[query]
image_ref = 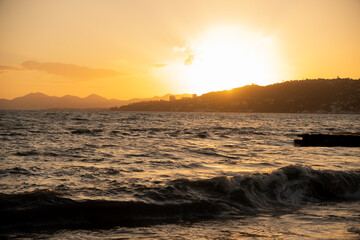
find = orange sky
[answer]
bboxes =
[0,0,359,100]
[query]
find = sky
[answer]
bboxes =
[0,0,360,100]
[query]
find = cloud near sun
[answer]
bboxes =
[184,55,195,66]
[21,61,122,80]
[152,64,167,68]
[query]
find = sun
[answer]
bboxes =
[178,26,282,94]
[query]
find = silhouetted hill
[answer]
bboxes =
[115,79,360,113]
[0,93,192,110]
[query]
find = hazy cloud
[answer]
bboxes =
[152,63,167,68]
[184,55,195,66]
[0,65,21,71]
[21,61,121,80]
[0,65,21,74]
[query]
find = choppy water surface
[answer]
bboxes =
[1,111,359,239]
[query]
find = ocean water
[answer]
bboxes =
[1,111,360,239]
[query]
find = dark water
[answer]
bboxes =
[1,111,359,239]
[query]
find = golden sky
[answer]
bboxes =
[1,0,359,99]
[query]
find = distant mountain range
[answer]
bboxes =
[115,78,360,113]
[2,78,360,112]
[0,93,192,110]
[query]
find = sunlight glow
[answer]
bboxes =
[178,27,281,94]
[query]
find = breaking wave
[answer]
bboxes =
[1,165,359,233]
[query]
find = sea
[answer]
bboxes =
[1,111,360,239]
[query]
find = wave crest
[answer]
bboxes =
[1,165,359,232]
